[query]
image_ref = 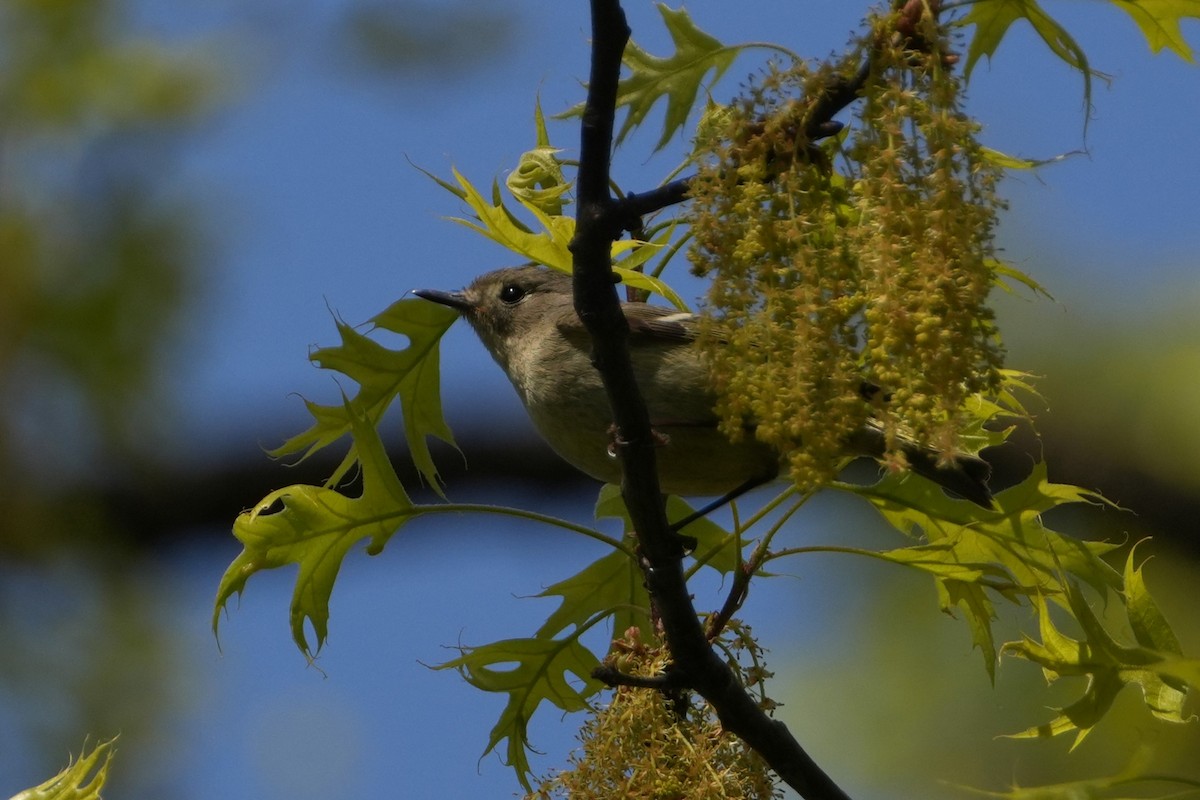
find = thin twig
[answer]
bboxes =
[592,664,685,690]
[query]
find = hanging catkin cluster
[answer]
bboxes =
[528,627,780,800]
[689,12,1004,490]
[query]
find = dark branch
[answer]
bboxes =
[592,664,684,691]
[570,2,853,798]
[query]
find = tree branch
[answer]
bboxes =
[569,2,852,798]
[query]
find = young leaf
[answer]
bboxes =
[558,4,739,151]
[534,546,652,643]
[271,297,459,492]
[371,299,460,491]
[1004,569,1200,746]
[441,169,690,309]
[864,464,1120,592]
[215,399,418,658]
[435,635,603,791]
[1111,0,1200,60]
[952,745,1200,798]
[506,144,571,216]
[961,0,1099,114]
[847,464,1122,679]
[9,738,116,800]
[506,100,572,216]
[614,4,739,150]
[447,166,575,270]
[990,257,1055,299]
[1124,542,1184,656]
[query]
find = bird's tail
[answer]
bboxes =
[848,424,994,509]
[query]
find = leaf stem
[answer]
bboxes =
[418,503,635,556]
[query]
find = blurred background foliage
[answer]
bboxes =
[0,1,1196,798]
[0,0,217,551]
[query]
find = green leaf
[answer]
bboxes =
[535,546,651,643]
[847,464,1122,680]
[506,100,572,216]
[435,635,603,791]
[270,297,458,493]
[1004,568,1200,746]
[961,0,1099,115]
[989,257,1055,299]
[866,464,1119,592]
[559,4,739,151]
[447,165,575,270]
[1125,542,1183,655]
[1111,0,1200,60]
[506,144,571,216]
[10,738,117,800]
[370,299,460,491]
[613,265,688,311]
[981,146,1081,172]
[951,745,1200,798]
[441,168,690,309]
[617,4,738,150]
[215,399,418,657]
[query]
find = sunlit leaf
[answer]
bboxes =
[269,298,458,492]
[435,635,603,791]
[615,4,739,150]
[215,400,417,657]
[505,99,572,216]
[953,745,1200,798]
[447,166,574,269]
[1125,542,1183,656]
[981,146,1080,172]
[990,257,1055,299]
[1111,0,1200,60]
[441,169,689,309]
[370,299,460,491]
[506,145,571,216]
[558,4,739,150]
[9,738,116,800]
[1004,567,1200,746]
[961,0,1100,115]
[847,464,1121,679]
[535,546,651,643]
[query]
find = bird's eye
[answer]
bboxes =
[499,284,526,304]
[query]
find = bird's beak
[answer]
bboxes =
[412,288,472,313]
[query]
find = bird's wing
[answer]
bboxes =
[554,301,701,345]
[624,305,699,344]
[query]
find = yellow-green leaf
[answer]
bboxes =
[271,297,458,493]
[953,745,1200,798]
[435,636,603,791]
[1004,577,1199,745]
[1112,0,1200,60]
[848,464,1121,680]
[535,545,652,642]
[215,400,418,657]
[961,0,1099,114]
[595,483,740,575]
[559,4,739,151]
[9,738,116,800]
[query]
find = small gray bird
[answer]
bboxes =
[414,265,992,507]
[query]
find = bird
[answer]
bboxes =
[414,264,993,508]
